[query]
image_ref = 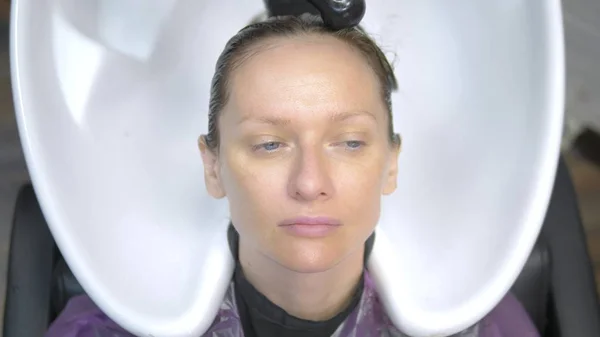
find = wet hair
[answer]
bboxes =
[204,13,400,152]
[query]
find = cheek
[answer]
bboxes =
[331,155,388,224]
[333,150,388,193]
[221,152,285,199]
[219,153,287,232]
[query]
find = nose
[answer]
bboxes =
[287,146,334,202]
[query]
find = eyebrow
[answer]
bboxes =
[330,110,377,122]
[236,110,377,126]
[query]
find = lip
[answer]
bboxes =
[279,216,342,227]
[278,216,342,238]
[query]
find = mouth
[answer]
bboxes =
[278,216,342,227]
[278,216,342,238]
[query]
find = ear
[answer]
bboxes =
[198,136,226,199]
[382,136,401,195]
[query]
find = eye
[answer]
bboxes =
[345,140,364,150]
[253,141,283,153]
[346,140,362,149]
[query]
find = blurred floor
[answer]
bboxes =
[0,6,599,336]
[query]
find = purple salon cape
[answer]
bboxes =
[45,271,539,337]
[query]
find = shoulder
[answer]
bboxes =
[47,286,539,337]
[45,295,135,337]
[364,271,539,337]
[479,293,540,337]
[46,283,242,337]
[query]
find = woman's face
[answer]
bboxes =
[200,35,399,273]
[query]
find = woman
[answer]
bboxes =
[46,14,539,337]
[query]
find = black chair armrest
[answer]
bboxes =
[3,184,56,337]
[542,157,600,337]
[511,236,551,333]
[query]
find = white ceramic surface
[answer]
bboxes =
[10,0,564,336]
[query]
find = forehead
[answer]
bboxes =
[226,35,384,121]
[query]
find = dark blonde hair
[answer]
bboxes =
[204,13,400,152]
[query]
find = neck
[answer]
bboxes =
[238,241,364,321]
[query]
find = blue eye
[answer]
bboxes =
[345,140,365,150]
[254,141,282,152]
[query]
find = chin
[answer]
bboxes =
[271,241,350,274]
[279,258,342,274]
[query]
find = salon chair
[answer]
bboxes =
[3,156,600,337]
